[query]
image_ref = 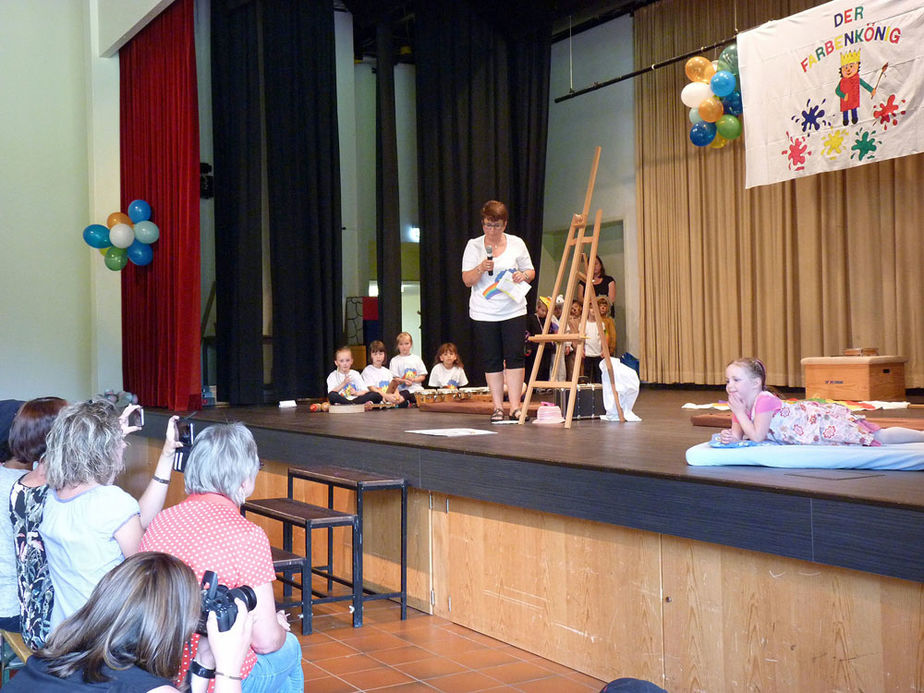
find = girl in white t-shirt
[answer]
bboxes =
[428,343,469,389]
[362,340,406,407]
[327,346,382,406]
[389,332,428,405]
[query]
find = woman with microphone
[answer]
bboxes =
[461,200,535,423]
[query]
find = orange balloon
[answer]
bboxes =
[684,56,715,84]
[107,212,131,228]
[698,96,724,123]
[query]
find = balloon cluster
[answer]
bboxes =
[681,44,743,149]
[82,199,160,271]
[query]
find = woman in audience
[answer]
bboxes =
[139,422,303,692]
[5,396,66,647]
[40,399,179,632]
[3,551,252,692]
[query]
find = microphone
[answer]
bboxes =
[486,246,493,276]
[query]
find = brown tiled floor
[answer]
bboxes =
[295,599,606,692]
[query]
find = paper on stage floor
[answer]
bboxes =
[405,428,498,437]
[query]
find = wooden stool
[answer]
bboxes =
[1,630,31,684]
[242,498,361,634]
[288,466,408,621]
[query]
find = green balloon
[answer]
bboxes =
[719,44,739,75]
[716,114,742,140]
[104,246,128,271]
[714,59,731,74]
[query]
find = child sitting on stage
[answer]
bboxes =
[720,357,924,446]
[389,332,428,406]
[362,340,406,407]
[327,346,383,406]
[428,343,469,389]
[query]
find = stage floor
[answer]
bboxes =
[181,387,924,509]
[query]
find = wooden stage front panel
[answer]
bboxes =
[125,388,924,689]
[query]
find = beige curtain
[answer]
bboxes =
[635,0,923,388]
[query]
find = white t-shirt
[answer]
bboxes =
[362,364,394,391]
[584,321,602,357]
[428,364,469,388]
[0,467,26,618]
[462,234,534,321]
[326,369,367,398]
[42,484,140,628]
[389,354,428,393]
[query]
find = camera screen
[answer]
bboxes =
[128,408,143,428]
[176,420,195,446]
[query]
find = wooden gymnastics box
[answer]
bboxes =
[553,384,604,419]
[801,355,907,401]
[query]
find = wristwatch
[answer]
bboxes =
[188,660,215,679]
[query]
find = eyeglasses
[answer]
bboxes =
[482,221,504,229]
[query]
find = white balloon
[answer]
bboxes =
[109,223,135,249]
[680,81,713,109]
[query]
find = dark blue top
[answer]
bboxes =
[4,656,172,691]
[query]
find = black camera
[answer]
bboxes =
[172,418,196,473]
[197,570,257,635]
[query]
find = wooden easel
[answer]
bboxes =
[518,147,624,427]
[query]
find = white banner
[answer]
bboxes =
[739,0,924,188]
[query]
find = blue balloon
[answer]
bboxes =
[689,121,717,147]
[126,240,154,266]
[710,70,736,98]
[722,90,743,117]
[82,223,110,248]
[127,199,152,223]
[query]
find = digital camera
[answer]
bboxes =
[197,570,257,635]
[172,418,196,473]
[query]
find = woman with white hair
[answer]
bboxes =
[40,399,179,633]
[139,422,303,693]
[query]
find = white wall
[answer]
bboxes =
[0,1,93,401]
[543,15,638,354]
[96,0,173,56]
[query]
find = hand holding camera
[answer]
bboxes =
[194,571,255,687]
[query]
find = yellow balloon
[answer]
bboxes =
[708,133,728,149]
[698,96,724,123]
[684,56,715,83]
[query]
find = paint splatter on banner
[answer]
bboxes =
[739,0,923,188]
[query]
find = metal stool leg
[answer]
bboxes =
[351,515,362,628]
[400,483,408,619]
[305,523,313,634]
[326,485,334,592]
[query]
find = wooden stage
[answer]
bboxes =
[134,387,924,689]
[142,387,924,582]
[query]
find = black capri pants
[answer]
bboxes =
[472,315,527,373]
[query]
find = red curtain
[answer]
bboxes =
[119,0,201,411]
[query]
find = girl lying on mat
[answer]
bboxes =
[720,357,924,447]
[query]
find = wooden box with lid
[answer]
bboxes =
[800,355,906,400]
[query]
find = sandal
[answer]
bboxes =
[490,408,506,423]
[510,409,529,422]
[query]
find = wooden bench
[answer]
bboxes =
[287,465,408,621]
[1,629,31,684]
[242,499,361,634]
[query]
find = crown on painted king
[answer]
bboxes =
[841,49,861,65]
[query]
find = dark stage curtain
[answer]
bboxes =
[375,21,402,345]
[212,0,342,403]
[120,0,201,411]
[211,0,263,405]
[415,1,551,383]
[263,0,343,400]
